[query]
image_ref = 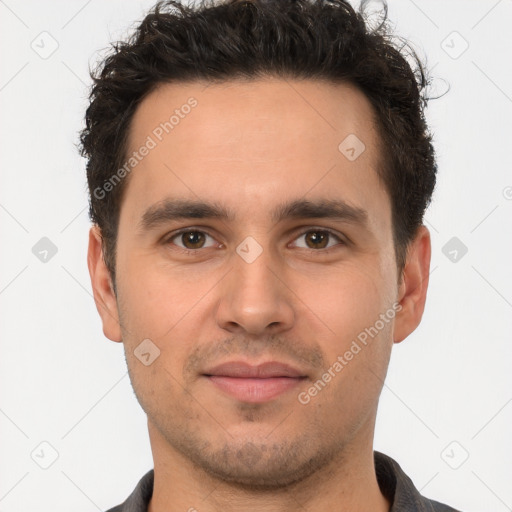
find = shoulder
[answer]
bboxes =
[103,469,154,512]
[374,451,461,512]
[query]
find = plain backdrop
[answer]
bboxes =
[1,1,511,511]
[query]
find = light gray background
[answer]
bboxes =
[1,0,511,511]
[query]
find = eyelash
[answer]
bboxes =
[163,227,346,255]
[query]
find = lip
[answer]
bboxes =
[203,361,307,403]
[204,361,305,378]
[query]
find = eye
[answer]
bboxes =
[167,229,218,252]
[291,229,344,251]
[164,227,344,254]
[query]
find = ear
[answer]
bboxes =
[87,226,122,342]
[393,225,431,344]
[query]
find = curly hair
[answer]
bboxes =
[79,0,436,284]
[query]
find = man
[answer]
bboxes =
[81,0,459,510]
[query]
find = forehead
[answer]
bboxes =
[128,78,378,159]
[122,78,389,230]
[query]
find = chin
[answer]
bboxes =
[183,439,341,490]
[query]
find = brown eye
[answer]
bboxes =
[292,229,343,251]
[168,230,216,251]
[304,231,329,249]
[181,231,206,249]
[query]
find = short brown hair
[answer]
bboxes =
[79,0,436,284]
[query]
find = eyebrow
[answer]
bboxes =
[138,197,368,232]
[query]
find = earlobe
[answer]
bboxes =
[87,226,123,342]
[393,226,431,344]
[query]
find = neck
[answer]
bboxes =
[147,421,390,512]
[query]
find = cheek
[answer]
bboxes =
[296,263,391,337]
[310,277,394,409]
[116,249,219,341]
[294,262,396,390]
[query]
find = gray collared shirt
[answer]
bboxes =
[105,451,460,511]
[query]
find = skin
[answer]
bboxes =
[88,78,431,512]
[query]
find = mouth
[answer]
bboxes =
[202,361,307,403]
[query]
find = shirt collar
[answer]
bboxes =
[109,451,458,512]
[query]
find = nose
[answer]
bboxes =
[215,243,295,336]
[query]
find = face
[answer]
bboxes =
[88,78,430,488]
